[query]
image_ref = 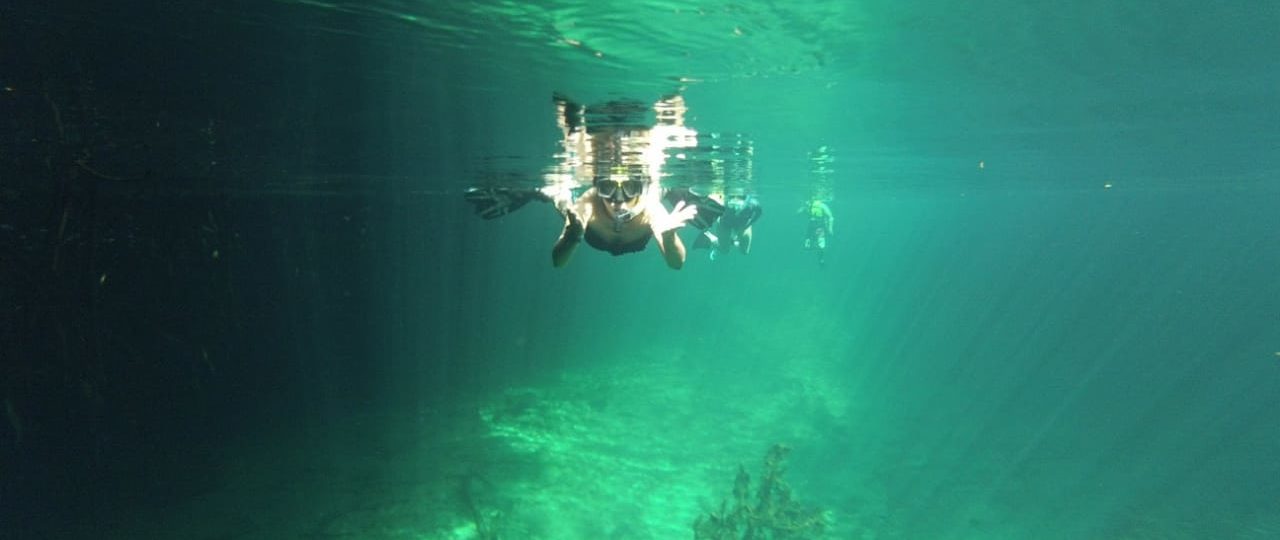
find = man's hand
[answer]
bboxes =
[652,200,697,236]
[564,205,586,236]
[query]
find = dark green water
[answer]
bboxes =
[3,1,1278,538]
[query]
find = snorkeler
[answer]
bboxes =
[465,92,703,269]
[548,165,697,269]
[801,198,833,266]
[465,176,697,269]
[711,193,762,259]
[666,189,762,261]
[662,187,725,252]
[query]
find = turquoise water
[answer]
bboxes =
[4,1,1279,538]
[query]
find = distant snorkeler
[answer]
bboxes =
[465,92,704,269]
[800,198,834,266]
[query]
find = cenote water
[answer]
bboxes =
[3,1,1279,539]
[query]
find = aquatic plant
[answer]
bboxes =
[458,471,502,540]
[694,444,827,540]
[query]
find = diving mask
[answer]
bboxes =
[595,175,646,201]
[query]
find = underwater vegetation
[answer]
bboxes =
[694,444,828,539]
